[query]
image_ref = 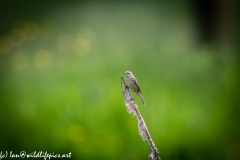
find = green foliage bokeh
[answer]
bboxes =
[0,1,239,160]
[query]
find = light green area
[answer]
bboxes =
[0,2,239,160]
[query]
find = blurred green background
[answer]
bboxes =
[0,0,240,160]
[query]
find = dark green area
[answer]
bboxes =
[0,1,240,160]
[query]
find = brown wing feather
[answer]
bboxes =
[132,76,142,94]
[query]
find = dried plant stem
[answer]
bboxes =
[120,76,161,160]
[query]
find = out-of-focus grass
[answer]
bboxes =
[0,1,239,160]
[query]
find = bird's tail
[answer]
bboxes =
[137,92,145,106]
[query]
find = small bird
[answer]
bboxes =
[125,71,145,105]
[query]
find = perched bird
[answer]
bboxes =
[125,71,145,105]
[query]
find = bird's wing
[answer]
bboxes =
[133,76,142,94]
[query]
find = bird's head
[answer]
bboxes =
[125,71,132,77]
